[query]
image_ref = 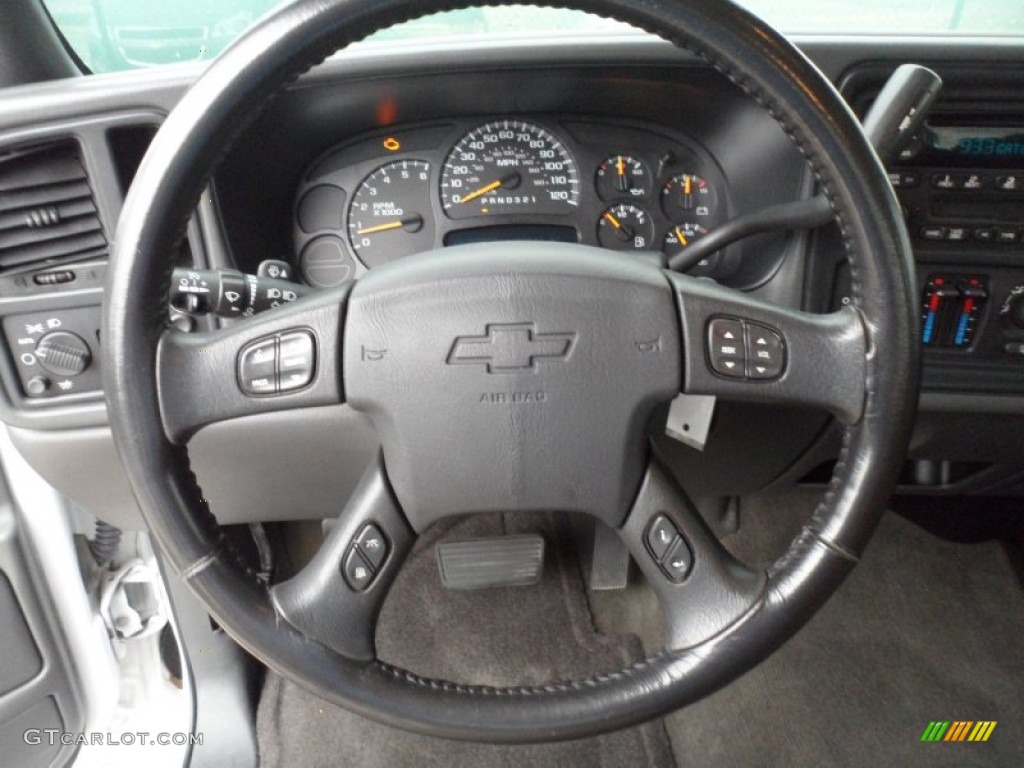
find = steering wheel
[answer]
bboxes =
[104,0,918,743]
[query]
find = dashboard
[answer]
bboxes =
[291,117,735,284]
[0,35,1022,529]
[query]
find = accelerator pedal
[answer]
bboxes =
[437,534,545,590]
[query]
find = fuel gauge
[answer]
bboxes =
[597,204,655,251]
[595,155,652,201]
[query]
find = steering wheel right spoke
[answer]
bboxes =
[619,460,766,651]
[271,454,415,662]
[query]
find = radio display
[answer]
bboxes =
[921,124,1024,167]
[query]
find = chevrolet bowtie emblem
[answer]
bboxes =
[447,323,576,374]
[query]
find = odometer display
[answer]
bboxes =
[441,120,579,219]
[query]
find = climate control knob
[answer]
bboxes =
[34,330,92,377]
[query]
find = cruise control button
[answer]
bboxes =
[745,323,785,379]
[355,524,389,570]
[661,537,693,583]
[707,318,745,378]
[278,330,315,392]
[238,338,278,395]
[343,548,375,592]
[646,514,679,562]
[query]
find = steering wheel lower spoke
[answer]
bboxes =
[619,460,765,650]
[271,454,415,661]
[157,284,351,443]
[670,273,868,425]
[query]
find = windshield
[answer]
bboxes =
[45,1,1024,74]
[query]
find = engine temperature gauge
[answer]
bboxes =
[660,173,716,221]
[595,155,652,200]
[597,204,655,251]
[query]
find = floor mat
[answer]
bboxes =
[663,492,1024,767]
[257,512,675,768]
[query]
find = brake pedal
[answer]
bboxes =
[436,534,545,590]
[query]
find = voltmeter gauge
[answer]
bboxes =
[597,204,655,251]
[595,155,652,200]
[660,173,716,221]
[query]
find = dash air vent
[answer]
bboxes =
[0,142,106,273]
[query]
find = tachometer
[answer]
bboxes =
[347,160,434,268]
[440,120,579,218]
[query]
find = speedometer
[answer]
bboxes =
[440,120,579,218]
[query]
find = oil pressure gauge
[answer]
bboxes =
[595,155,652,201]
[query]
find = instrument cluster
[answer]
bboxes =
[292,117,736,287]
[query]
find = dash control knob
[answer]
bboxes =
[34,330,92,377]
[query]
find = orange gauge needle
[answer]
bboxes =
[684,176,692,196]
[675,226,689,247]
[458,172,521,205]
[603,210,634,241]
[356,220,404,235]
[356,214,423,235]
[459,180,502,205]
[616,156,628,191]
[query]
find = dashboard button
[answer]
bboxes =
[996,228,1019,245]
[278,331,315,392]
[946,226,970,242]
[920,226,947,241]
[962,173,986,190]
[973,227,996,243]
[931,173,957,190]
[995,175,1021,192]
[238,338,278,395]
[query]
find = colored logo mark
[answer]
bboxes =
[921,721,997,742]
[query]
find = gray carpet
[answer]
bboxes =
[257,512,676,768]
[661,491,1024,767]
[258,494,1024,767]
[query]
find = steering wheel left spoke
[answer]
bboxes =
[157,284,351,443]
[670,272,868,425]
[272,454,415,662]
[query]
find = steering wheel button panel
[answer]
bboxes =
[343,548,376,592]
[661,537,694,583]
[707,317,786,381]
[745,323,785,379]
[238,337,278,395]
[707,318,746,377]
[645,514,680,561]
[278,331,316,392]
[354,524,389,570]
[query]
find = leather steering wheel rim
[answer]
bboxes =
[103,0,919,743]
